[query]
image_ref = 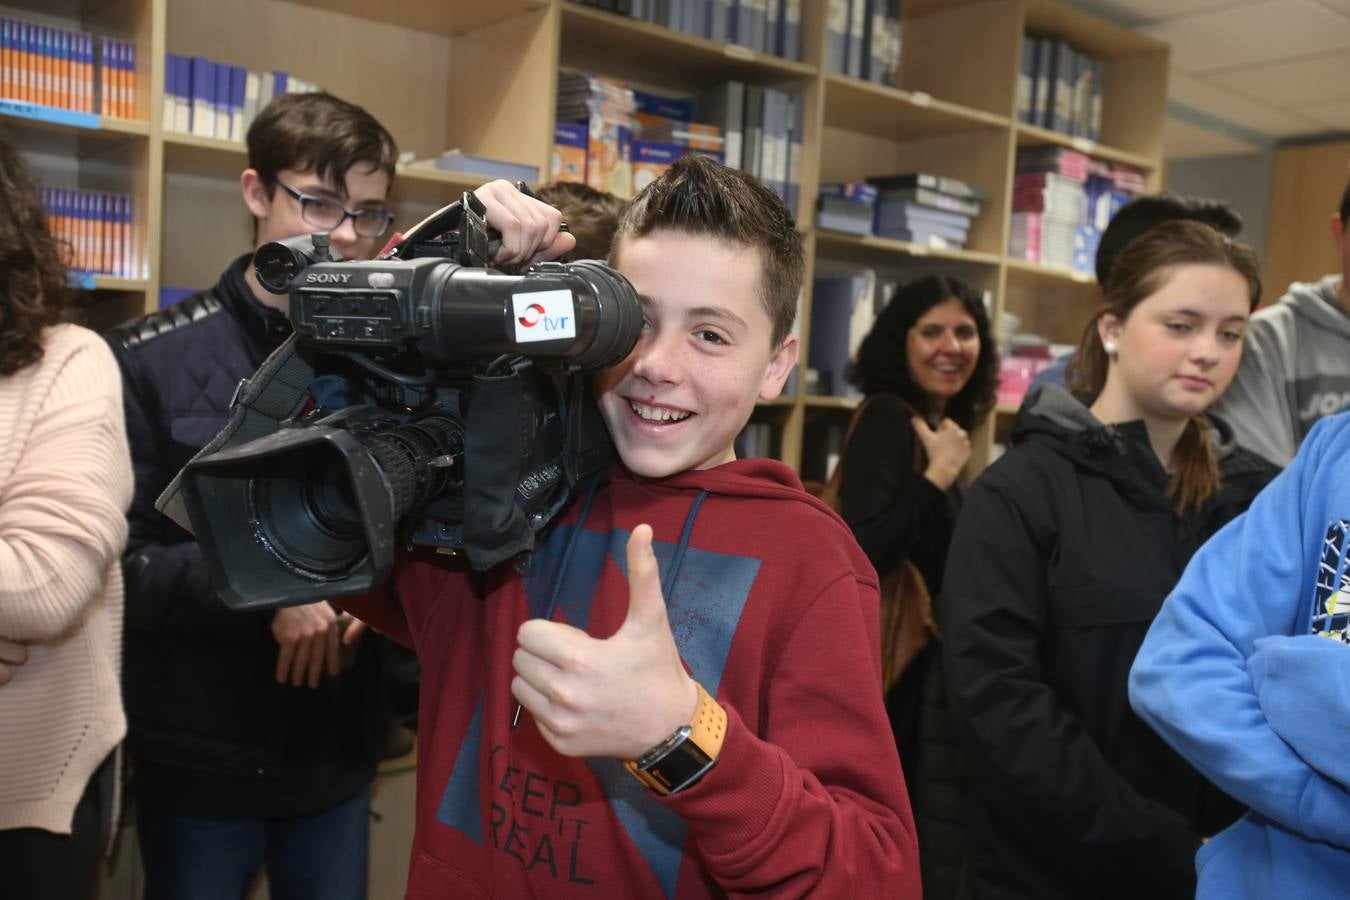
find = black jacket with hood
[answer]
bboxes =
[940,384,1277,900]
[107,255,388,819]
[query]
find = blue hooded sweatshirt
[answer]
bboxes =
[1130,413,1350,900]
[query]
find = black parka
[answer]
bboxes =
[940,385,1277,900]
[107,256,388,819]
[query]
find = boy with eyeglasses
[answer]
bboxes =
[106,91,403,900]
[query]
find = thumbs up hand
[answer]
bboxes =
[512,524,699,759]
[913,415,971,491]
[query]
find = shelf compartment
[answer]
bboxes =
[1014,122,1154,171]
[815,230,1002,268]
[277,0,544,36]
[823,74,1009,141]
[560,3,815,91]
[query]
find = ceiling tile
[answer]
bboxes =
[1206,51,1350,106]
[1142,0,1350,73]
[1169,70,1330,137]
[1163,115,1265,160]
[1294,98,1350,129]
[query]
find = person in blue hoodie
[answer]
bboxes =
[1130,413,1350,899]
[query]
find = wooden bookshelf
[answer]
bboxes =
[11,0,1167,479]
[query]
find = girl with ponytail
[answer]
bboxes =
[938,219,1278,900]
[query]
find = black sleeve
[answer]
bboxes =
[939,474,1199,894]
[109,336,265,638]
[837,396,949,576]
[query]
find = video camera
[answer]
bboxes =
[156,187,642,611]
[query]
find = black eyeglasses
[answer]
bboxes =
[275,179,394,238]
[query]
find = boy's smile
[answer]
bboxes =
[597,231,797,478]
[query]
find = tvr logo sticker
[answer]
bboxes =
[513,291,576,344]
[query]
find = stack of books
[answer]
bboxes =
[557,71,638,198]
[1009,147,1088,270]
[868,173,984,250]
[1009,148,1143,273]
[815,181,878,236]
[631,90,723,192]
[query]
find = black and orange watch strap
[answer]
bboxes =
[624,680,727,795]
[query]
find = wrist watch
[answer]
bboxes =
[624,680,727,796]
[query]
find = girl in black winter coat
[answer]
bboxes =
[836,274,998,900]
[940,221,1278,900]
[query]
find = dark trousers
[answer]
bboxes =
[136,787,370,900]
[0,754,108,900]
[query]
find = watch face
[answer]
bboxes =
[640,734,716,795]
[637,725,692,769]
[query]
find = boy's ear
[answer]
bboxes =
[758,334,799,402]
[1333,213,1346,248]
[241,169,272,221]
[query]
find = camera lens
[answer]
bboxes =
[251,448,368,577]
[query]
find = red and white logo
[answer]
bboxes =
[512,291,576,344]
[517,303,547,328]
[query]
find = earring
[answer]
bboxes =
[1103,340,1117,356]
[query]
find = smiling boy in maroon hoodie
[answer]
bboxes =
[346,156,919,898]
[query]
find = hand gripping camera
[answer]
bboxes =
[156,188,642,611]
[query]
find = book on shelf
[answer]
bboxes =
[807,270,876,399]
[1,19,124,117]
[565,0,801,60]
[41,186,139,279]
[875,185,981,217]
[816,181,877,236]
[1024,35,1105,140]
[552,121,588,183]
[868,172,986,201]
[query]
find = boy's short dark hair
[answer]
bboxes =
[534,182,626,262]
[1339,177,1349,226]
[1096,192,1243,288]
[246,91,398,196]
[611,155,803,347]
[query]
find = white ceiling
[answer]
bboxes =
[1074,0,1350,159]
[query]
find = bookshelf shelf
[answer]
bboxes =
[559,3,815,90]
[803,395,862,410]
[823,75,1009,141]
[815,231,1003,267]
[281,0,543,36]
[1005,258,1097,287]
[90,275,151,292]
[1014,122,1154,170]
[0,105,150,140]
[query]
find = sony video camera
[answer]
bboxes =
[157,188,641,611]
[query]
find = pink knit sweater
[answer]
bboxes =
[0,323,132,834]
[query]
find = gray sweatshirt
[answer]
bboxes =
[1209,274,1350,467]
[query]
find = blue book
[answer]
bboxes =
[273,70,289,96]
[433,150,538,183]
[189,57,214,136]
[825,0,847,73]
[633,89,693,121]
[229,66,246,141]
[819,181,878,204]
[779,0,801,60]
[875,200,972,230]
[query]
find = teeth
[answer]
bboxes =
[631,402,691,423]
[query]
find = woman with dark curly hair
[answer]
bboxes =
[833,273,998,900]
[0,128,132,899]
